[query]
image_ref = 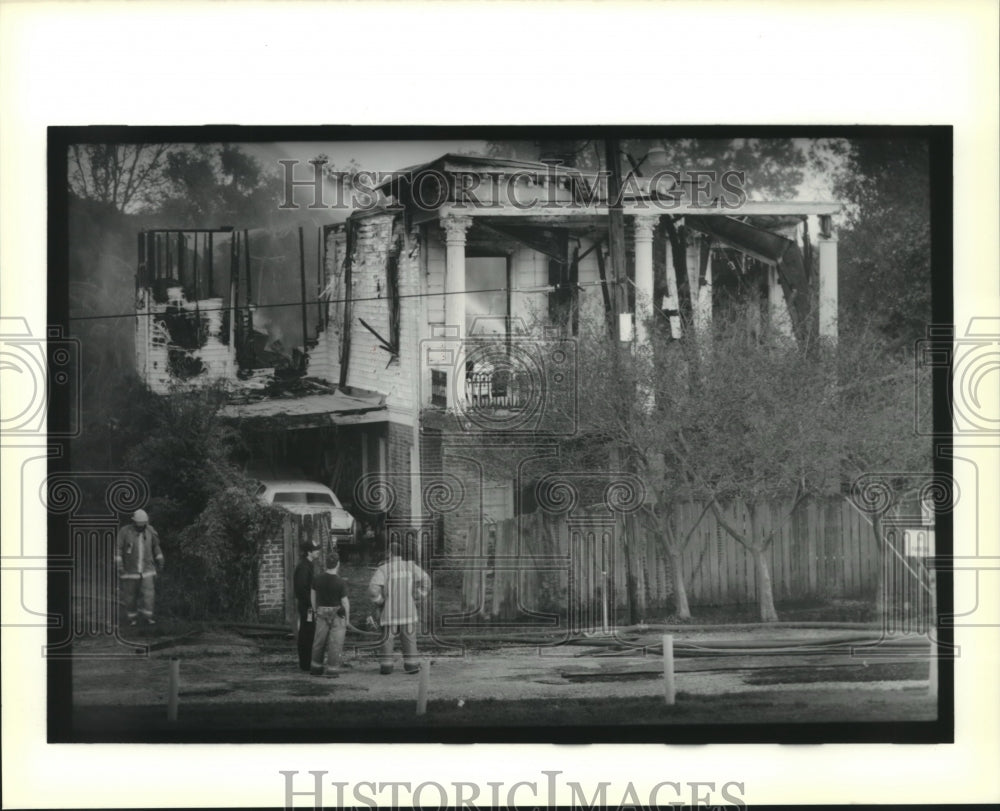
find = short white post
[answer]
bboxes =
[601,571,609,634]
[661,634,675,706]
[167,657,180,722]
[416,661,430,716]
[928,641,938,698]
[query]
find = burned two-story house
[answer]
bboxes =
[133,151,840,620]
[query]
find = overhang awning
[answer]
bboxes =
[219,388,387,429]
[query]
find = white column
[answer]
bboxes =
[440,214,472,408]
[441,214,472,336]
[632,215,657,346]
[818,218,839,342]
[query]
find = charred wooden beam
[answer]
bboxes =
[685,215,813,345]
[595,241,615,339]
[663,216,693,327]
[475,219,568,263]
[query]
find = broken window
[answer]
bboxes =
[137,228,238,378]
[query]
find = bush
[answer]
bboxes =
[173,485,285,621]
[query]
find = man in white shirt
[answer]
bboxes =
[368,541,431,674]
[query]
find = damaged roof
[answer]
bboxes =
[219,386,387,428]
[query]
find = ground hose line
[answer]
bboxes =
[564,634,930,656]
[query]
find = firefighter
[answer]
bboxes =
[116,509,165,626]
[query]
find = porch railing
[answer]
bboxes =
[464,366,525,410]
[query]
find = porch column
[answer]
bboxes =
[818,214,838,342]
[442,214,472,335]
[632,214,658,346]
[441,213,473,408]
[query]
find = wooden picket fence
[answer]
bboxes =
[456,497,894,621]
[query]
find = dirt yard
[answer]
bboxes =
[67,622,939,741]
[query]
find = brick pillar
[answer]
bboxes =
[257,536,285,622]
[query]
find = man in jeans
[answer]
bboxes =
[115,509,164,626]
[310,551,350,677]
[368,541,431,674]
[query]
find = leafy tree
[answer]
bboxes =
[157,143,284,228]
[122,384,245,536]
[113,384,287,619]
[651,304,929,621]
[562,323,705,620]
[828,137,932,349]
[487,137,809,196]
[832,320,933,616]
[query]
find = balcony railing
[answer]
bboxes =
[464,366,526,409]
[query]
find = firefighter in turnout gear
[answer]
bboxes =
[116,509,165,625]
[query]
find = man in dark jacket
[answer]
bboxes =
[293,540,322,671]
[115,509,164,626]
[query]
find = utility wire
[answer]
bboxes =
[67,279,623,323]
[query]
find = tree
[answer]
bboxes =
[68,143,174,213]
[665,314,838,621]
[532,321,707,620]
[114,384,287,619]
[833,321,933,617]
[647,303,930,622]
[123,384,245,537]
[157,143,284,228]
[827,138,932,349]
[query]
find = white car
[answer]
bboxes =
[255,479,357,547]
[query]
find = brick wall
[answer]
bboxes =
[342,214,420,412]
[386,421,413,523]
[257,536,285,623]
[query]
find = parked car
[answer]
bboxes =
[255,479,357,548]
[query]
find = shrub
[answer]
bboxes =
[174,485,285,620]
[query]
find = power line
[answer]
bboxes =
[67,279,621,323]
